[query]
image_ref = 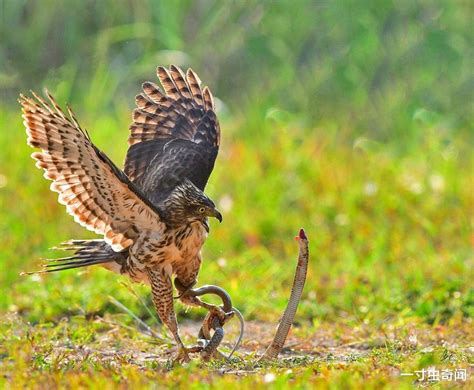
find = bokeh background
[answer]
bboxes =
[0,0,472,327]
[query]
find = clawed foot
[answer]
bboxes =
[173,344,212,364]
[173,347,192,364]
[172,342,228,364]
[207,304,234,324]
[209,305,227,322]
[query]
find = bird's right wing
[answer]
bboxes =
[21,93,165,252]
[124,65,220,190]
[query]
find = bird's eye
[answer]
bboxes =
[198,207,206,214]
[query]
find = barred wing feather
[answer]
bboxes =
[124,65,220,187]
[21,93,164,252]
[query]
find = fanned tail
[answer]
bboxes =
[23,240,127,274]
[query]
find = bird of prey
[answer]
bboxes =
[20,65,224,362]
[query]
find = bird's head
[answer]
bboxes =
[162,180,222,228]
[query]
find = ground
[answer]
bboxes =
[1,312,472,388]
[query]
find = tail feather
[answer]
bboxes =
[44,259,114,272]
[24,239,127,274]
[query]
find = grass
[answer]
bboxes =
[1,106,472,388]
[0,1,473,388]
[1,313,472,388]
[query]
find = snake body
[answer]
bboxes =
[260,228,309,360]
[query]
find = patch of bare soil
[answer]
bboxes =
[22,317,472,372]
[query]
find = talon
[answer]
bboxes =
[209,306,234,326]
[174,347,191,364]
[209,305,227,322]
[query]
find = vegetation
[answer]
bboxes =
[0,1,472,388]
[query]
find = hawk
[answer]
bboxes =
[20,65,224,362]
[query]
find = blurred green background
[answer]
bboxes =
[0,0,472,327]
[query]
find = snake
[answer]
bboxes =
[185,228,309,361]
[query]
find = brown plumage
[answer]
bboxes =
[21,65,223,362]
[21,92,163,251]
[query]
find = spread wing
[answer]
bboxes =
[20,92,165,252]
[124,65,220,198]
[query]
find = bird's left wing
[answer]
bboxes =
[20,93,165,252]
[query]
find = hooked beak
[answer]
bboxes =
[211,208,223,223]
